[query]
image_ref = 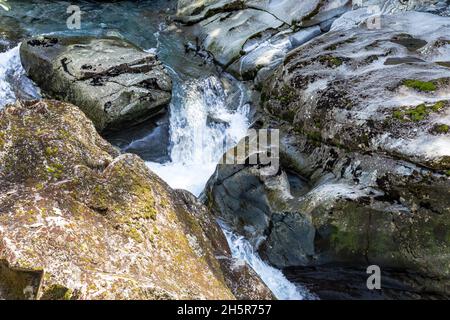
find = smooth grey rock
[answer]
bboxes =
[262,211,315,267]
[266,11,450,170]
[179,0,351,81]
[20,36,172,131]
[247,0,322,25]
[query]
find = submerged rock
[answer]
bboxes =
[0,99,273,300]
[20,36,172,131]
[205,10,450,298]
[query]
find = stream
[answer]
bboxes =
[0,0,314,300]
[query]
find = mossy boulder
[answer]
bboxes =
[20,36,172,131]
[0,100,273,300]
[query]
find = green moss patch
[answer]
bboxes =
[403,79,437,92]
[325,37,357,51]
[392,101,447,122]
[278,85,297,107]
[305,130,322,147]
[318,55,343,68]
[46,163,64,180]
[44,146,58,157]
[431,101,446,111]
[405,104,429,121]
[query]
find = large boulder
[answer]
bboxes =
[205,10,450,298]
[20,36,172,131]
[0,99,273,300]
[264,10,450,170]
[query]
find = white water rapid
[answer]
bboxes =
[220,222,316,300]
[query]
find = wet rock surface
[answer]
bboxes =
[176,0,448,85]
[20,36,173,131]
[0,100,273,300]
[104,113,171,163]
[264,10,450,170]
[283,265,449,300]
[205,9,450,298]
[176,0,354,83]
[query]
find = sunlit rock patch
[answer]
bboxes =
[263,10,450,170]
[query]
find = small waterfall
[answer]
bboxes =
[146,75,249,196]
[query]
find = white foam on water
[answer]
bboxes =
[146,75,250,196]
[220,222,317,300]
[0,44,39,108]
[0,45,21,108]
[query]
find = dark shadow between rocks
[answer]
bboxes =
[283,265,450,300]
[0,259,44,300]
[103,112,171,163]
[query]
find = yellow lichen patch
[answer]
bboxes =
[46,163,64,180]
[41,284,73,300]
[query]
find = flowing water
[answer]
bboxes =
[220,222,317,300]
[0,0,312,299]
[0,45,39,106]
[147,74,250,196]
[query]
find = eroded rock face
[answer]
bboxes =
[177,0,448,84]
[205,10,450,298]
[20,36,172,131]
[177,0,354,82]
[265,10,450,170]
[0,99,273,300]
